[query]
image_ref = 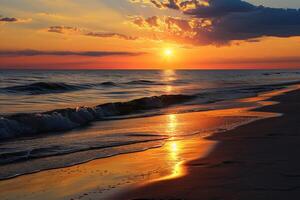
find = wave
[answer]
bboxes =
[0,138,165,165]
[2,82,86,95]
[0,140,165,180]
[263,71,300,76]
[1,81,297,140]
[125,80,164,85]
[1,79,164,95]
[0,94,195,140]
[99,81,118,87]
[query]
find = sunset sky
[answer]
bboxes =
[0,0,300,69]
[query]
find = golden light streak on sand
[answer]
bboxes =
[166,114,178,135]
[166,141,184,180]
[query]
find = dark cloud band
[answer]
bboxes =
[130,0,300,45]
[0,17,18,22]
[0,50,144,57]
[47,26,137,40]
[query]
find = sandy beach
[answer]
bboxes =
[1,0,300,199]
[115,87,300,200]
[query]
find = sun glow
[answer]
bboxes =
[164,48,173,57]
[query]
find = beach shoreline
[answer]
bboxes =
[0,84,299,200]
[115,86,300,200]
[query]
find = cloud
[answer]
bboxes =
[0,50,144,57]
[0,17,18,22]
[47,26,137,40]
[131,16,160,28]
[129,0,300,45]
[0,16,31,24]
[129,0,209,10]
[183,0,255,17]
[130,15,211,41]
[47,26,81,34]
[206,56,300,64]
[85,32,137,40]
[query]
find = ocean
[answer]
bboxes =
[1,69,300,179]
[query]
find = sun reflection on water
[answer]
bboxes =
[165,140,184,179]
[163,69,176,81]
[163,114,185,179]
[165,85,173,93]
[162,69,176,94]
[167,114,178,135]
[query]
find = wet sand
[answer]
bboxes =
[0,112,226,200]
[116,87,300,200]
[0,86,298,200]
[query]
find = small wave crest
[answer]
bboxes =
[1,79,165,95]
[125,80,164,85]
[99,81,118,87]
[0,94,195,140]
[2,82,86,95]
[0,138,165,165]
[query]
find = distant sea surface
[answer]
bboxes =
[2,70,300,114]
[1,69,300,179]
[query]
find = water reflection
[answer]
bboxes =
[164,140,184,180]
[164,114,184,179]
[167,114,178,135]
[162,70,176,94]
[163,69,176,81]
[165,85,173,93]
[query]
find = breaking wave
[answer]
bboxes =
[0,94,195,140]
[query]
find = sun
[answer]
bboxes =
[164,48,173,57]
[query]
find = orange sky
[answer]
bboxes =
[0,0,300,69]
